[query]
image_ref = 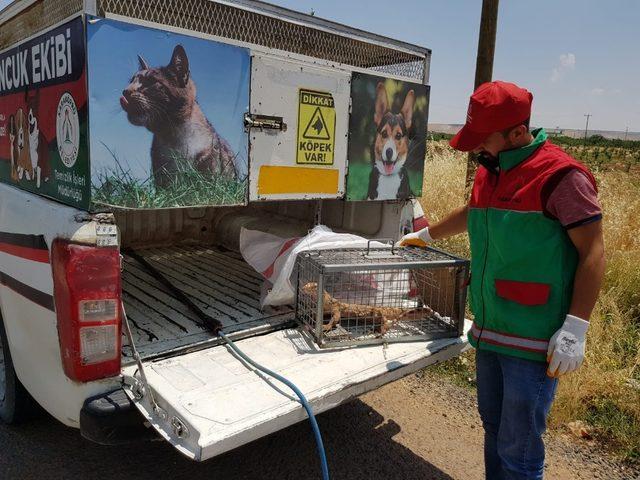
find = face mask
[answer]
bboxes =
[476,152,500,175]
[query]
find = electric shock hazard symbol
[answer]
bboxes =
[296,89,336,165]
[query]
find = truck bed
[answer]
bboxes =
[121,245,294,360]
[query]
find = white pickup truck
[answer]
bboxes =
[0,0,469,462]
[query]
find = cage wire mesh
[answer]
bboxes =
[0,1,428,80]
[295,246,469,347]
[97,0,427,81]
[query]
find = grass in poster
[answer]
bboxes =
[347,163,424,200]
[92,144,246,208]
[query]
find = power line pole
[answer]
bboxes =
[465,0,500,195]
[624,126,630,172]
[583,113,592,143]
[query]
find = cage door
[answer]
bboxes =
[248,54,350,201]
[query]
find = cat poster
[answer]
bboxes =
[87,17,250,208]
[0,17,90,209]
[346,73,429,201]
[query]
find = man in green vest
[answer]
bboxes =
[401,81,605,479]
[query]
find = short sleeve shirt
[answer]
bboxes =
[543,169,602,229]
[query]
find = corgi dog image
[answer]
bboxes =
[8,114,18,181]
[26,90,50,188]
[14,108,32,181]
[367,82,415,200]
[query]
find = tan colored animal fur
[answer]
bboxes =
[302,282,431,336]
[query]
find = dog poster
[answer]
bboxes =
[346,73,429,201]
[0,17,90,209]
[87,17,250,208]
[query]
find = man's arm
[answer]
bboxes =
[429,205,469,240]
[546,219,605,377]
[566,219,606,320]
[399,205,468,246]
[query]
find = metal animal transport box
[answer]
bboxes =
[0,0,431,211]
[295,245,470,348]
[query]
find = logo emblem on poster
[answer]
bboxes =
[56,92,80,168]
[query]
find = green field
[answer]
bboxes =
[428,131,640,172]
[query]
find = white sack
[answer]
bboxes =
[240,225,411,308]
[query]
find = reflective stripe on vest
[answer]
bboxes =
[470,322,549,354]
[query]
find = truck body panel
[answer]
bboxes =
[0,0,464,461]
[0,183,120,425]
[249,54,350,201]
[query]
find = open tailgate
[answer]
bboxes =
[123,322,470,461]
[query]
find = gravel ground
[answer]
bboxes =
[0,373,637,479]
[390,372,640,480]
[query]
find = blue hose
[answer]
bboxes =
[124,250,328,476]
[218,331,330,480]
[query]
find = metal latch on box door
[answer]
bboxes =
[244,113,287,132]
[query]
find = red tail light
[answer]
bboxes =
[52,239,121,382]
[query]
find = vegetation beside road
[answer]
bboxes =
[429,131,640,172]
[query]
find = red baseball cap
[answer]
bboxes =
[449,81,533,152]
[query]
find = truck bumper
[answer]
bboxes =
[80,388,157,445]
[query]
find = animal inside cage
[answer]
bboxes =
[295,245,470,347]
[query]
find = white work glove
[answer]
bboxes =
[398,227,433,248]
[546,314,589,378]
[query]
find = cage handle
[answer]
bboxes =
[366,238,396,256]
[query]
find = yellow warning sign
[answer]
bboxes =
[296,89,336,165]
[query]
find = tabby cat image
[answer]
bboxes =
[120,44,237,187]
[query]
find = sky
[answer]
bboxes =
[264,0,639,133]
[1,0,638,132]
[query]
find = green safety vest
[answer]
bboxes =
[467,129,597,362]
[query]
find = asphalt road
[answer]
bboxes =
[0,396,453,480]
[2,376,635,480]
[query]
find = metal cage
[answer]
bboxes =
[295,245,469,348]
